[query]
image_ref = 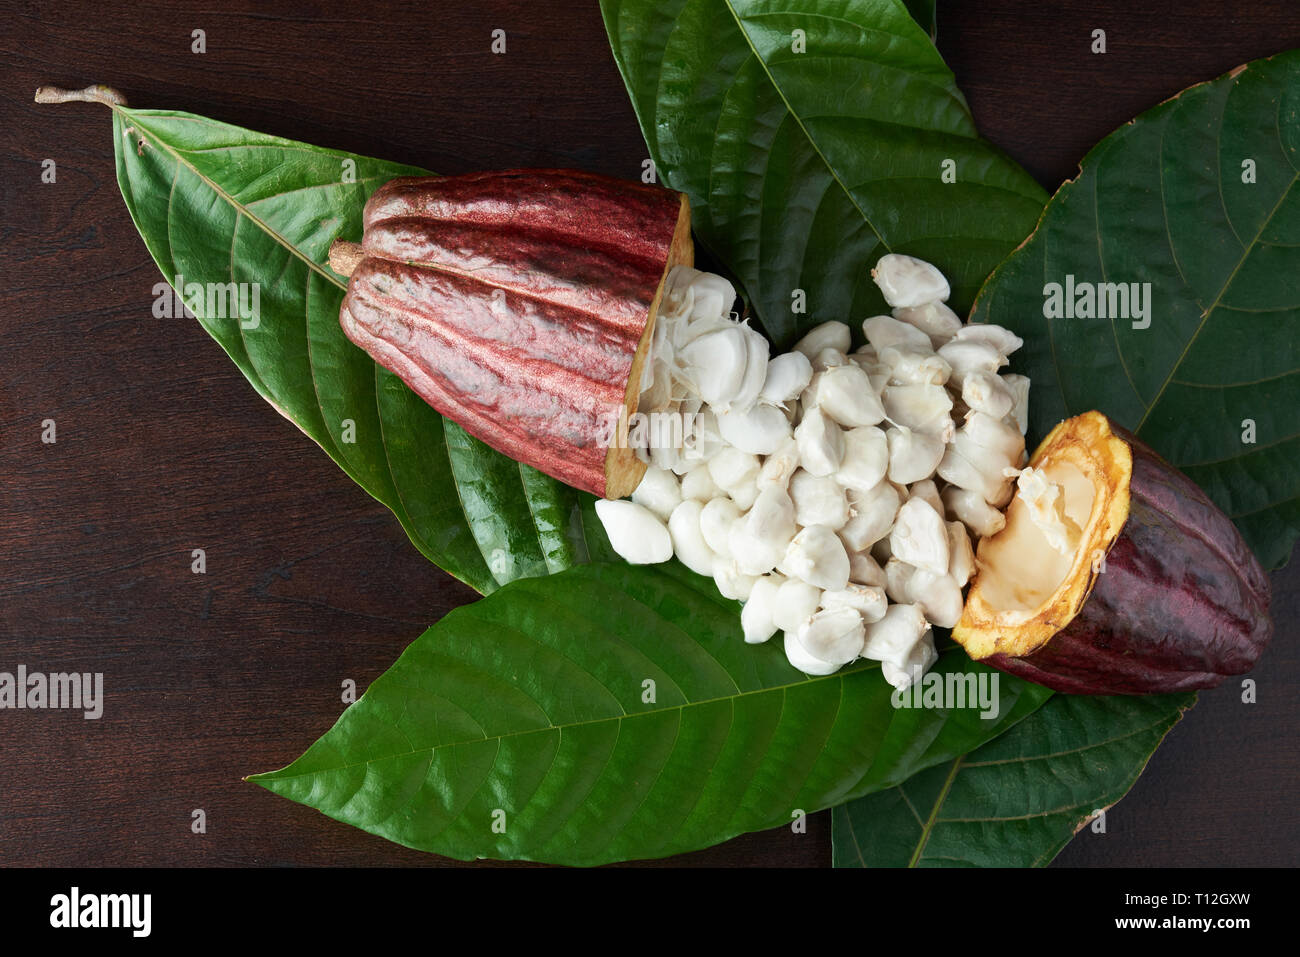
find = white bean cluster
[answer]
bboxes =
[596,255,1030,688]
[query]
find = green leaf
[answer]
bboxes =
[599,0,1046,348]
[902,0,936,40]
[106,103,600,594]
[250,562,1052,865]
[831,692,1194,867]
[970,50,1300,568]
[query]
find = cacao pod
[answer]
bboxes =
[953,410,1272,694]
[330,169,693,498]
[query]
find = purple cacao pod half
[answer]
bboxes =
[954,411,1272,694]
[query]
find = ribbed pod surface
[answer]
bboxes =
[339,170,691,496]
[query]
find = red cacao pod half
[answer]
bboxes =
[330,169,693,498]
[953,411,1272,694]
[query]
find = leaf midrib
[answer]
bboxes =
[121,107,511,594]
[899,710,1182,866]
[255,659,882,783]
[721,0,888,250]
[906,755,961,866]
[718,0,1043,262]
[120,107,349,294]
[1132,103,1299,436]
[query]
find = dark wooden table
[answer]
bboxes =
[2,0,1296,867]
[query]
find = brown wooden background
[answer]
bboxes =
[1,0,1296,867]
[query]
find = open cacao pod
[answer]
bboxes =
[954,411,1272,693]
[330,169,693,498]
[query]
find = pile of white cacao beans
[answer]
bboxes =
[596,254,1030,689]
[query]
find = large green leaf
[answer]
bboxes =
[102,101,598,594]
[831,692,1193,867]
[970,50,1300,569]
[599,0,1046,348]
[250,562,1052,865]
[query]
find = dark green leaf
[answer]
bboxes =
[599,0,1046,348]
[832,692,1194,867]
[902,0,937,40]
[107,104,603,594]
[970,50,1300,568]
[250,562,1052,865]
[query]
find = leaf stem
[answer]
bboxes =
[34,84,128,108]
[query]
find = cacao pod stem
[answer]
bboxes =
[34,84,128,108]
[328,240,364,278]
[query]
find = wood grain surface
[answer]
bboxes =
[1,0,1296,867]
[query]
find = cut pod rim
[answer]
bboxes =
[953,410,1132,660]
[607,192,695,499]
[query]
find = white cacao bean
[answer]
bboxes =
[685,272,736,324]
[780,525,851,591]
[773,579,823,633]
[904,568,964,629]
[741,574,784,644]
[680,327,749,407]
[879,346,951,386]
[839,480,901,552]
[880,629,938,690]
[759,351,814,409]
[892,301,963,345]
[862,603,929,669]
[716,402,792,455]
[947,520,975,587]
[794,406,845,477]
[863,314,934,354]
[792,320,852,358]
[871,254,951,308]
[908,478,945,517]
[783,630,842,676]
[886,426,946,484]
[952,323,1023,357]
[961,370,1015,420]
[889,497,950,576]
[796,607,867,666]
[789,468,851,529]
[1002,373,1031,435]
[700,497,741,558]
[681,464,721,502]
[961,411,1026,462]
[835,426,890,493]
[708,447,761,494]
[937,339,1003,389]
[821,583,888,623]
[881,384,954,437]
[631,465,682,521]
[884,557,916,604]
[756,436,800,492]
[713,558,758,601]
[594,499,673,565]
[726,323,772,414]
[936,445,1015,506]
[805,364,886,428]
[730,486,797,575]
[941,485,1007,538]
[667,499,717,577]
